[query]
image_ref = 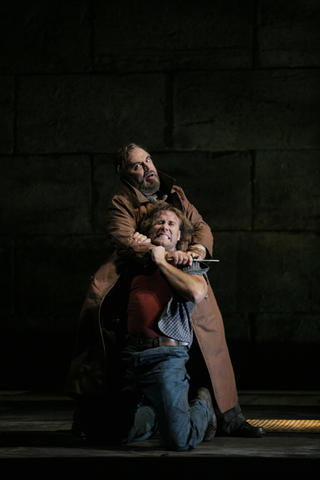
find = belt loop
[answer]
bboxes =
[158,337,162,347]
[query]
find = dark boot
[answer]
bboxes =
[196,387,217,441]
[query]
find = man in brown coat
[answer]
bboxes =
[65,143,265,440]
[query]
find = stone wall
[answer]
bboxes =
[1,0,319,391]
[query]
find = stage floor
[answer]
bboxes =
[1,392,319,478]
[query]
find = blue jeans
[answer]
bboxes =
[120,345,211,451]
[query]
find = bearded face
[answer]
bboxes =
[122,147,160,195]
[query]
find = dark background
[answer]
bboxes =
[0,0,319,393]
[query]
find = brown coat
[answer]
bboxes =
[64,172,238,414]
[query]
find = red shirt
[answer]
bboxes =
[126,268,173,338]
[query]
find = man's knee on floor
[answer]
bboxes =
[163,437,191,452]
[161,425,197,452]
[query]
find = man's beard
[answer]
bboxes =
[122,171,160,196]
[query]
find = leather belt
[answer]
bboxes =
[127,335,188,348]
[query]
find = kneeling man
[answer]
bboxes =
[119,202,216,451]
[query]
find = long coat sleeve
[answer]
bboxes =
[107,172,213,261]
[64,172,238,414]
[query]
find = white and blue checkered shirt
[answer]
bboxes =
[157,261,209,347]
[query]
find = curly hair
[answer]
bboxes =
[139,201,194,250]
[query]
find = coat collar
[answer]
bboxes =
[120,171,176,203]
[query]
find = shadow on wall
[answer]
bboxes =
[227,340,320,391]
[0,330,77,392]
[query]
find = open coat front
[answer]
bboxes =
[64,172,238,414]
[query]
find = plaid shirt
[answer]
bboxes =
[157,261,209,347]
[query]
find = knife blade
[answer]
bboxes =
[199,259,219,262]
[168,258,219,262]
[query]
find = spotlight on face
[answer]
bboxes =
[148,211,181,252]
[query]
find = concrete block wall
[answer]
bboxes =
[1,0,319,391]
